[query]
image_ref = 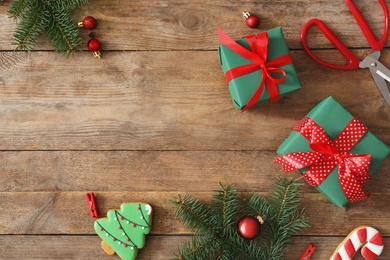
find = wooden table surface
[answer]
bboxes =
[0,0,389,259]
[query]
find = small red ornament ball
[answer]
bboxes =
[88,38,101,59]
[237,216,261,240]
[88,38,100,52]
[243,11,259,28]
[79,16,97,29]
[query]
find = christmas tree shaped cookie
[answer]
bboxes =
[94,203,152,260]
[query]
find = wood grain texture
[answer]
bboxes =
[0,235,389,260]
[1,0,389,51]
[0,50,389,150]
[0,0,389,258]
[0,151,388,193]
[0,192,389,236]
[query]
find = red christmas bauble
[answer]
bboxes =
[80,16,97,29]
[237,216,261,240]
[88,38,101,59]
[88,38,100,52]
[243,11,259,28]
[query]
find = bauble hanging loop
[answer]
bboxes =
[243,11,260,28]
[88,38,101,59]
[78,16,97,29]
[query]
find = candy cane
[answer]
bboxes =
[330,226,384,260]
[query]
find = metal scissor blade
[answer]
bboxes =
[359,52,390,106]
[371,71,390,105]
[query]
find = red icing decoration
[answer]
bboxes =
[357,228,367,243]
[118,225,122,229]
[361,248,378,259]
[344,239,355,258]
[370,232,384,245]
[334,254,342,260]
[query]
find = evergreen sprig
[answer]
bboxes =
[8,0,90,55]
[170,178,309,260]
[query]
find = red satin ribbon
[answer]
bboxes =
[218,28,293,112]
[274,117,372,203]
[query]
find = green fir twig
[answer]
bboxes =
[8,0,90,55]
[170,178,309,260]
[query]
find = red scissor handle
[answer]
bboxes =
[301,0,389,70]
[301,18,360,70]
[346,0,389,51]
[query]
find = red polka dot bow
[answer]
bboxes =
[274,118,372,203]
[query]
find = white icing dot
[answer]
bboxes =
[106,233,109,237]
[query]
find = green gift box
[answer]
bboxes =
[275,96,390,207]
[218,27,302,110]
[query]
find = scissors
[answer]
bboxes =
[301,0,390,106]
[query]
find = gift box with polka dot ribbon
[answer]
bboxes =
[274,96,389,207]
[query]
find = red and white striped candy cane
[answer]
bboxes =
[330,226,384,260]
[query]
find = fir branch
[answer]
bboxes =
[170,194,217,235]
[172,236,219,260]
[44,6,81,55]
[211,183,239,233]
[8,0,90,54]
[45,0,90,10]
[269,178,305,226]
[12,4,45,50]
[171,178,309,260]
[261,178,309,260]
[8,0,30,19]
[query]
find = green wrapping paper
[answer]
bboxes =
[276,96,390,207]
[218,27,302,110]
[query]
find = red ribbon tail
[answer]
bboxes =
[339,154,372,202]
[242,75,266,112]
[340,173,370,202]
[265,77,279,102]
[274,152,319,173]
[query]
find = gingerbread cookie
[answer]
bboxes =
[94,203,152,260]
[330,226,384,260]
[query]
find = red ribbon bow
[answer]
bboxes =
[218,28,293,112]
[274,117,372,203]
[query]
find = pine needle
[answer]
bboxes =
[8,0,89,54]
[170,178,309,260]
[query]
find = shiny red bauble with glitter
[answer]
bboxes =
[237,216,261,240]
[79,16,97,29]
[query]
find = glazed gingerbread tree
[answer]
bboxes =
[94,203,152,260]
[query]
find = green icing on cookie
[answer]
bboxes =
[94,203,152,260]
